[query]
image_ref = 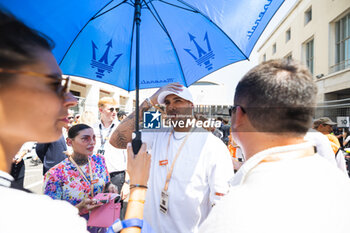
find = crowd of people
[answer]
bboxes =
[1,7,350,233]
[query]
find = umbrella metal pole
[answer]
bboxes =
[132,0,142,154]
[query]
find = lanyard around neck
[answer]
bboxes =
[238,145,316,186]
[99,123,115,149]
[163,128,194,192]
[68,156,94,197]
[258,146,316,164]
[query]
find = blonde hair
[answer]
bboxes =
[98,97,118,109]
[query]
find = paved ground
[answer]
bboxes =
[23,159,43,194]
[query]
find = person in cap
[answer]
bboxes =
[110,83,233,233]
[313,117,340,154]
[199,59,350,233]
[312,117,348,173]
[313,117,337,133]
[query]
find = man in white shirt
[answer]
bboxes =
[110,84,233,233]
[94,97,129,219]
[200,59,350,233]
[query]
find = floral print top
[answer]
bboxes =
[43,154,110,206]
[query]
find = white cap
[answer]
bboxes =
[157,86,194,104]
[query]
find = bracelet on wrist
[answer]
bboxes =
[110,218,143,232]
[130,184,148,190]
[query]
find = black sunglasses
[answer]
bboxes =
[109,107,120,112]
[229,105,246,116]
[68,116,74,120]
[0,68,70,98]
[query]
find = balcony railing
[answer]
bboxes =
[329,58,350,73]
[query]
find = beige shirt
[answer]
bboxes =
[200,142,350,233]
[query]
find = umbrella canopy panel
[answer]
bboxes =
[1,0,284,91]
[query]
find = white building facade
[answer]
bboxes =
[257,0,350,120]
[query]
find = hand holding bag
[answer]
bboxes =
[88,193,121,228]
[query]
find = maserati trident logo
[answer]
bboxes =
[90,39,123,79]
[184,32,215,71]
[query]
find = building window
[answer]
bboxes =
[305,39,314,75]
[305,7,312,25]
[286,28,291,42]
[70,90,80,97]
[263,54,266,62]
[272,43,276,54]
[285,53,292,61]
[334,13,350,72]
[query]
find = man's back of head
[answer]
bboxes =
[200,59,350,233]
[234,59,317,136]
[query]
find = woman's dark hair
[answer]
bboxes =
[0,9,55,82]
[68,124,92,139]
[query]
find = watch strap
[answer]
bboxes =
[109,218,143,232]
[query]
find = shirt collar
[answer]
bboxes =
[231,142,315,186]
[99,120,117,130]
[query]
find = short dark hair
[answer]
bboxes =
[217,117,224,122]
[0,9,54,81]
[68,124,92,139]
[117,111,126,118]
[234,59,317,134]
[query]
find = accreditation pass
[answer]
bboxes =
[160,190,169,214]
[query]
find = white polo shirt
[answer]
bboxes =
[200,142,350,233]
[93,120,127,173]
[142,128,234,233]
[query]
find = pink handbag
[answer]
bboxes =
[87,193,121,228]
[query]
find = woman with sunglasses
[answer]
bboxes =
[44,124,118,233]
[0,9,153,233]
[0,9,89,232]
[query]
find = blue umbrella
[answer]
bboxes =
[1,0,284,152]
